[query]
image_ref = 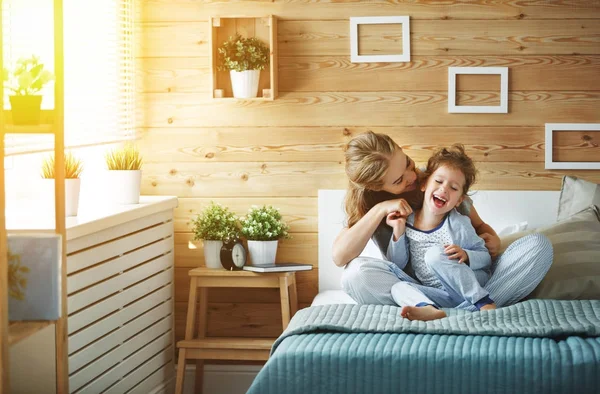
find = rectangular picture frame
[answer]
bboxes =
[350,16,410,63]
[545,123,600,170]
[448,67,508,113]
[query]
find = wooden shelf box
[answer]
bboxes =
[209,15,278,100]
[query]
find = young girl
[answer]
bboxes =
[386,144,495,321]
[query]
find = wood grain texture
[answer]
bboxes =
[142,161,600,197]
[174,197,317,233]
[141,91,600,128]
[138,56,600,93]
[552,130,600,163]
[137,126,547,163]
[141,0,600,22]
[174,268,318,304]
[139,20,600,58]
[279,20,600,56]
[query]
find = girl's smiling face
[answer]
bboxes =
[421,165,466,215]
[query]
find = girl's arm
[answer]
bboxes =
[386,234,409,270]
[332,198,412,267]
[468,205,501,258]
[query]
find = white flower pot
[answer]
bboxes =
[108,170,142,204]
[203,240,223,269]
[43,178,81,217]
[230,70,260,99]
[247,240,278,267]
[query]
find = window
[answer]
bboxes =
[2,0,137,155]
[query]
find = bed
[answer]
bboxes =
[247,189,600,394]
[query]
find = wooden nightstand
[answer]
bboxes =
[175,267,299,394]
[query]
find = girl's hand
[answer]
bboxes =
[444,244,468,264]
[386,212,407,241]
[480,233,501,258]
[381,198,413,217]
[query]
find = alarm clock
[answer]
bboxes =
[220,241,247,270]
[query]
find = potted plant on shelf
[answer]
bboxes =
[105,143,143,204]
[240,205,290,267]
[3,55,55,125]
[41,152,84,217]
[192,202,241,269]
[217,34,270,99]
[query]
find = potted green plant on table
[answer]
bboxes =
[192,202,241,269]
[3,55,55,125]
[241,205,290,267]
[41,152,84,217]
[217,34,270,98]
[105,143,143,204]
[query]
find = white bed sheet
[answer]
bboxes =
[311,290,357,306]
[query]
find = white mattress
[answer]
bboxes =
[311,290,357,306]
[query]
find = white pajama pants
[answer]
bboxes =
[341,233,553,312]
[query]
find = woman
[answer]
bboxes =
[333,131,553,310]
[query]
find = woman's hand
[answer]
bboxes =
[380,198,413,217]
[386,211,407,241]
[480,233,501,258]
[444,244,468,264]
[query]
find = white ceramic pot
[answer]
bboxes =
[230,70,260,99]
[247,240,278,267]
[108,170,142,204]
[203,240,223,269]
[43,178,81,217]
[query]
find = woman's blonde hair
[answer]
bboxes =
[343,131,400,227]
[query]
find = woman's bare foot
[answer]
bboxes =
[401,305,447,321]
[480,303,497,311]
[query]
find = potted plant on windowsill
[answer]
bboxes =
[241,205,290,267]
[3,55,55,125]
[217,34,270,99]
[41,152,84,217]
[105,143,143,204]
[192,202,241,269]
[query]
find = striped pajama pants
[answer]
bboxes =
[341,233,553,312]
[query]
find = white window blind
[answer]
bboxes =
[2,0,137,155]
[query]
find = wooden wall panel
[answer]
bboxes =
[142,0,600,22]
[142,91,600,128]
[139,56,600,93]
[137,0,600,342]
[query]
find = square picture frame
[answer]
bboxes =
[350,16,410,63]
[545,123,600,170]
[448,67,509,113]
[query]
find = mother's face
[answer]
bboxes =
[380,150,418,195]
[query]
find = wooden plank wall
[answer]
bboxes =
[136,0,600,347]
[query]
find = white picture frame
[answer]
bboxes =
[350,16,410,63]
[448,67,509,113]
[545,123,600,170]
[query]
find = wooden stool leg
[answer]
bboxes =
[279,276,291,330]
[195,287,208,394]
[176,277,198,394]
[289,274,298,317]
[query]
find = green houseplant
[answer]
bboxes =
[240,205,290,266]
[3,55,55,125]
[192,202,241,269]
[217,34,270,98]
[105,143,143,204]
[41,152,84,217]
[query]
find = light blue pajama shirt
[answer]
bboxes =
[386,209,494,310]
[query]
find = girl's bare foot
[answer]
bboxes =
[401,305,447,321]
[480,303,497,311]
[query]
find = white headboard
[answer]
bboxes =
[317,189,561,292]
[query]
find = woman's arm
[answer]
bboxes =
[468,205,501,258]
[332,198,412,267]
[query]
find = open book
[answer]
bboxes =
[243,263,313,273]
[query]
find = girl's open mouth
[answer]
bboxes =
[433,195,447,209]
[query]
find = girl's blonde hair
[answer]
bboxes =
[423,144,477,195]
[343,131,400,227]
